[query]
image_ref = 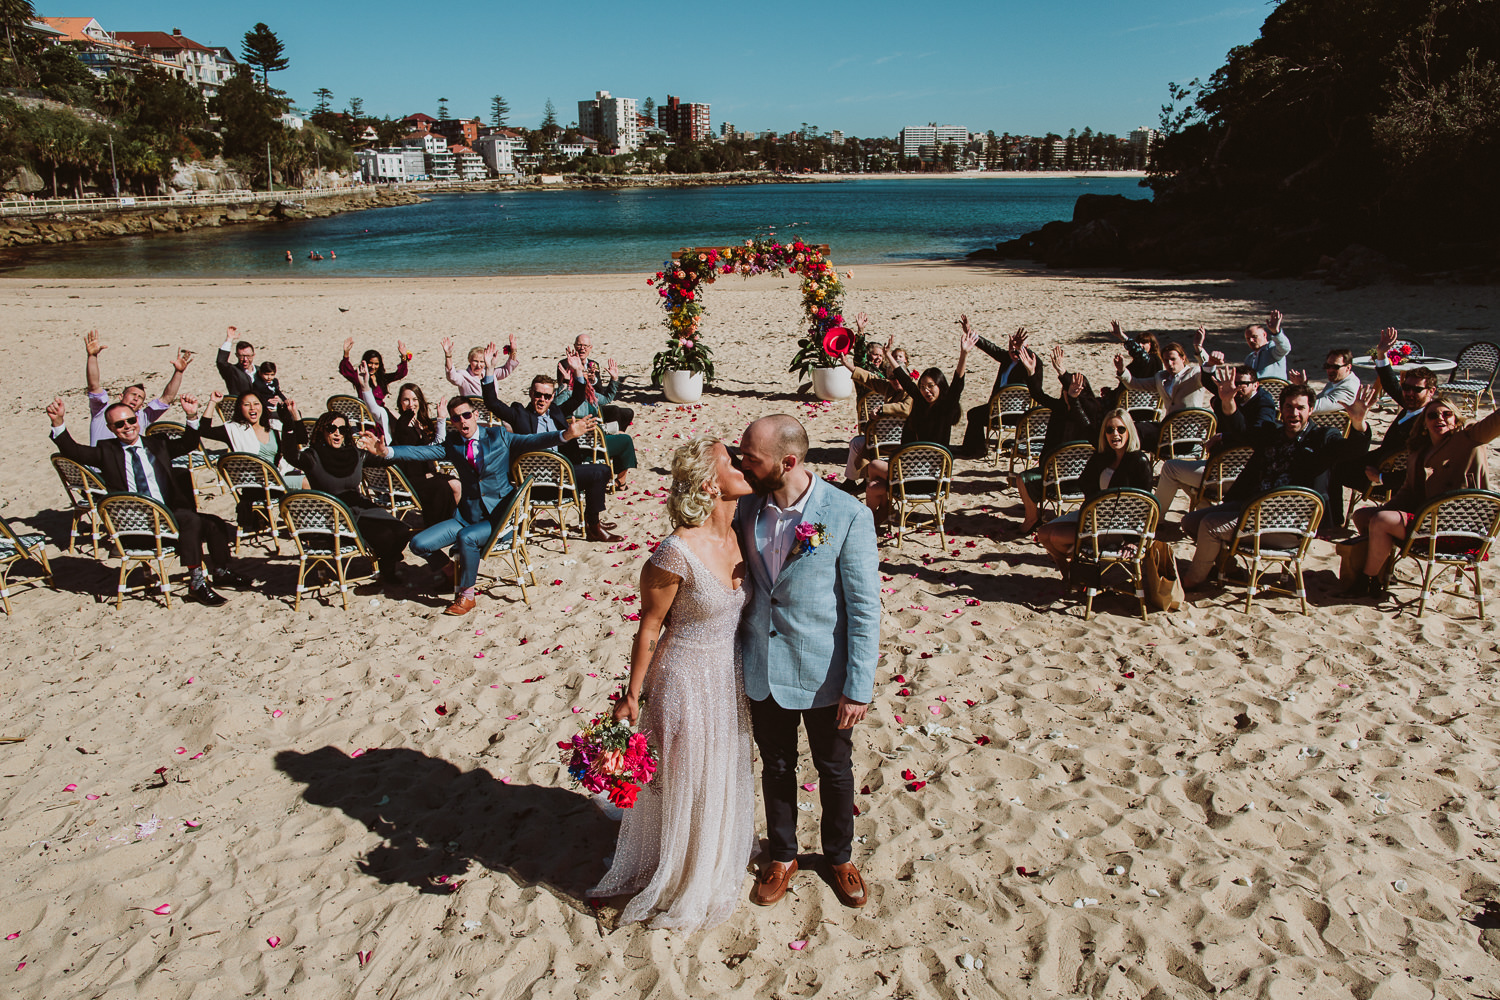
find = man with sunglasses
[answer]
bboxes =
[83,329,192,445]
[48,394,245,607]
[358,394,598,616]
[482,374,622,544]
[1288,348,1362,413]
[559,334,634,432]
[1154,366,1277,518]
[1332,326,1438,517]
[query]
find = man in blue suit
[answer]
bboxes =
[358,395,595,616]
[736,414,881,910]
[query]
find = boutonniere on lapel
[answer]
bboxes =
[794,521,829,556]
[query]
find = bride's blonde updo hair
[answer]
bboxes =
[667,436,722,528]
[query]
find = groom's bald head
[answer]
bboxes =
[745,414,808,463]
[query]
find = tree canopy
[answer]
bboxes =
[240,23,288,84]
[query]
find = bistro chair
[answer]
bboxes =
[360,463,422,520]
[327,394,377,433]
[1343,451,1408,528]
[1123,387,1163,425]
[578,424,616,489]
[1392,489,1500,619]
[216,452,289,554]
[145,419,221,496]
[1073,487,1160,622]
[1041,441,1094,519]
[1308,410,1351,438]
[466,395,499,427]
[1437,386,1482,420]
[52,455,108,558]
[866,413,907,463]
[1218,487,1324,615]
[0,515,54,614]
[1192,446,1253,512]
[511,451,584,551]
[1008,406,1051,476]
[888,443,952,549]
[97,493,179,608]
[1155,408,1216,462]
[1259,379,1290,409]
[986,385,1033,466]
[279,490,376,610]
[1447,341,1500,408]
[215,395,239,426]
[479,476,538,605]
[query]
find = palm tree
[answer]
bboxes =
[0,0,37,85]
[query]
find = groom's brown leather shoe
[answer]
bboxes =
[751,860,797,906]
[828,862,868,908]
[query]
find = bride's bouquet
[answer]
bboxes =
[557,715,659,809]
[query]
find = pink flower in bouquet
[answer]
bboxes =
[679,338,694,349]
[598,748,626,774]
[628,732,649,753]
[581,770,608,794]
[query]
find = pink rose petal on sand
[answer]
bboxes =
[4,933,17,940]
[85,794,99,800]
[505,715,518,721]
[350,748,365,758]
[271,709,283,718]
[572,707,583,714]
[63,783,77,792]
[489,684,499,688]
[190,752,204,760]
[267,935,281,948]
[929,706,942,715]
[357,949,372,966]
[185,820,201,828]
[176,747,186,754]
[789,940,807,951]
[893,714,903,723]
[185,677,194,684]
[15,962,23,971]
[801,783,817,792]
[152,904,171,915]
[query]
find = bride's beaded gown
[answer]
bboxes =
[590,535,757,933]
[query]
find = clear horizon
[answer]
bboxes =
[61,2,1264,138]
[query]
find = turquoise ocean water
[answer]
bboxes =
[0,176,1148,278]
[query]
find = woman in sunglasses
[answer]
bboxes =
[285,410,412,584]
[1350,398,1500,597]
[1035,409,1155,581]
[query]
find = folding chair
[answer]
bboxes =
[511,451,584,552]
[1074,487,1160,621]
[1308,411,1351,437]
[1041,441,1094,519]
[1218,487,1323,614]
[361,463,422,519]
[1342,451,1408,528]
[1447,341,1499,408]
[889,443,952,549]
[216,453,289,554]
[866,413,907,462]
[1156,408,1216,462]
[1008,406,1051,476]
[0,515,54,614]
[1192,446,1253,512]
[52,455,108,557]
[987,385,1033,466]
[1392,489,1500,619]
[145,419,221,496]
[279,490,376,610]
[479,477,538,605]
[97,493,179,608]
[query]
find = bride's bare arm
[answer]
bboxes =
[614,561,681,724]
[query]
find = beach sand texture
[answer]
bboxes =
[2,265,1499,998]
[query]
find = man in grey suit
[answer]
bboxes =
[736,414,881,910]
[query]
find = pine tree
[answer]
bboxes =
[240,23,288,85]
[313,88,333,115]
[437,96,449,120]
[490,94,509,128]
[541,98,558,141]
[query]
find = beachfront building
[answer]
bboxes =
[900,123,971,164]
[436,118,481,148]
[401,133,455,181]
[474,132,522,176]
[112,29,237,97]
[553,136,600,161]
[452,146,489,181]
[720,122,735,139]
[356,149,406,184]
[36,17,137,78]
[1130,127,1160,169]
[577,91,640,154]
[658,95,710,144]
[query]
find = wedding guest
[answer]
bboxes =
[959,319,1033,457]
[1106,320,1166,379]
[339,338,409,407]
[552,350,639,489]
[836,318,912,489]
[215,326,258,395]
[1114,340,1212,451]
[199,390,306,531]
[1200,310,1292,383]
[562,333,633,431]
[356,397,596,616]
[1333,327,1438,520]
[444,334,517,397]
[1179,382,1375,588]
[82,329,190,445]
[1289,349,1361,412]
[865,328,977,525]
[1035,409,1155,577]
[1154,366,1277,517]
[1014,345,1105,534]
[387,382,458,522]
[481,374,623,543]
[285,410,412,585]
[251,362,287,412]
[1349,398,1500,598]
[48,395,247,606]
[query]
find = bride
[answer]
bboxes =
[590,436,757,932]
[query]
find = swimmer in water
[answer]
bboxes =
[284,250,292,262]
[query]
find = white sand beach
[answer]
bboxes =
[2,264,1499,998]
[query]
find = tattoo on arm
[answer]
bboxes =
[647,639,656,652]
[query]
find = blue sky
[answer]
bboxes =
[86,1,1268,137]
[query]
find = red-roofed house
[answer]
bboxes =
[113,28,237,97]
[403,113,437,133]
[37,17,137,78]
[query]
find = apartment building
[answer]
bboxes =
[899,123,970,162]
[113,29,237,97]
[577,91,639,153]
[658,95,711,143]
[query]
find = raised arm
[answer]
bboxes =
[953,330,979,382]
[1373,327,1403,400]
[158,347,193,405]
[216,326,238,379]
[84,329,105,395]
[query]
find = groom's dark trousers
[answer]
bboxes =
[749,698,855,865]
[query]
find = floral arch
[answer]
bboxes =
[646,239,867,386]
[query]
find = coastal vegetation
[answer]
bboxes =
[988,0,1500,280]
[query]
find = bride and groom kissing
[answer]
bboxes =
[592,414,881,933]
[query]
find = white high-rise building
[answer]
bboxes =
[899,123,969,162]
[577,90,640,153]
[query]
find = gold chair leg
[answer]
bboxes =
[1416,560,1436,618]
[1084,586,1096,620]
[1475,565,1486,620]
[1295,562,1309,615]
[115,559,129,609]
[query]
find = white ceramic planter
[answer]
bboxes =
[661,370,704,403]
[811,366,855,401]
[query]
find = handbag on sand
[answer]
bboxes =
[1143,540,1184,612]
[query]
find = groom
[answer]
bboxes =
[737,414,881,909]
